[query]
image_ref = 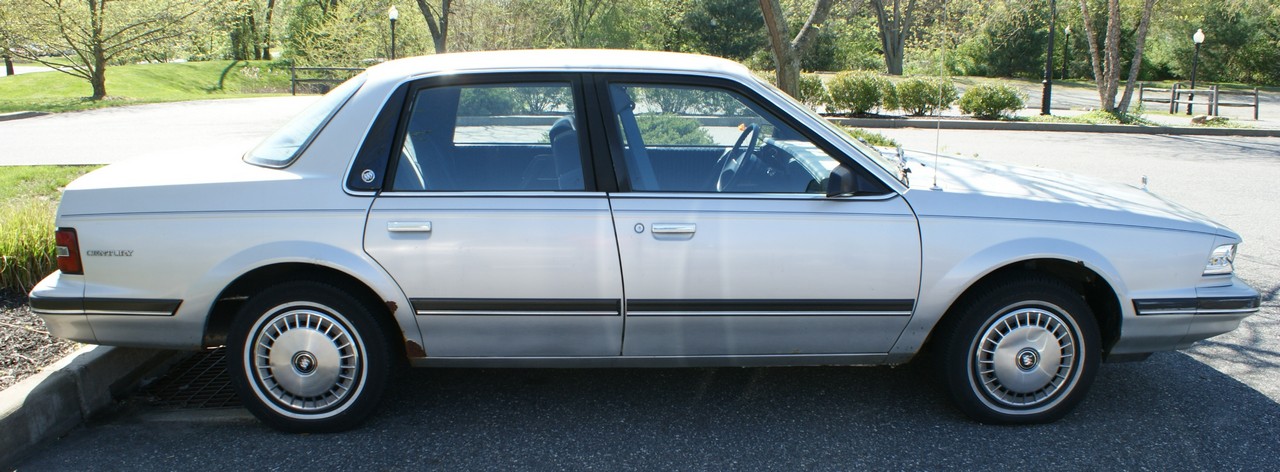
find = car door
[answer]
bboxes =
[363,74,625,357]
[597,77,922,357]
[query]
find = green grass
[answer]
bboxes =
[0,165,100,201]
[0,166,100,292]
[0,60,293,113]
[1023,110,1158,126]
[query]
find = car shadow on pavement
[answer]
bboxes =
[20,351,1280,470]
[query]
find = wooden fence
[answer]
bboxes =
[289,66,366,95]
[1139,83,1260,119]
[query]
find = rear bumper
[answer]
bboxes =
[1110,277,1261,356]
[29,272,182,346]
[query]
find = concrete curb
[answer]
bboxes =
[830,117,1280,137]
[0,345,179,469]
[0,111,48,122]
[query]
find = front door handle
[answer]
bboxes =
[387,221,432,233]
[651,223,696,235]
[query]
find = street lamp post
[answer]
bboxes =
[1061,25,1071,80]
[389,5,400,60]
[1187,28,1204,115]
[1041,0,1057,115]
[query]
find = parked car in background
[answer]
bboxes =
[30,50,1259,432]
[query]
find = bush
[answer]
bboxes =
[796,74,828,108]
[843,127,899,148]
[958,83,1025,119]
[895,77,958,116]
[0,199,56,292]
[826,71,891,115]
[635,114,714,145]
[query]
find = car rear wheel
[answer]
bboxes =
[937,275,1100,424]
[227,280,395,433]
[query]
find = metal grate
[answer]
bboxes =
[139,346,242,409]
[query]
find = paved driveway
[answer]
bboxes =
[0,96,317,166]
[15,123,1280,469]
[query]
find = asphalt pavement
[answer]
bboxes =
[0,96,317,166]
[8,100,1280,470]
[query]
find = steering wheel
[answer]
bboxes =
[715,123,761,192]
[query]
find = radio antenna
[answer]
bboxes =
[931,0,948,191]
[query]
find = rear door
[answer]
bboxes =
[363,74,624,357]
[597,77,922,357]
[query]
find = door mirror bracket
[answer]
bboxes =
[826,165,861,197]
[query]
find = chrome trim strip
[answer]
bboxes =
[82,310,175,316]
[31,309,85,315]
[627,311,912,317]
[1197,308,1261,315]
[416,310,619,316]
[1133,296,1261,316]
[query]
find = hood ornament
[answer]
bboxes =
[1141,175,1149,191]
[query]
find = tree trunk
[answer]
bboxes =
[417,0,451,54]
[262,0,276,60]
[4,53,13,76]
[89,0,108,100]
[90,52,107,100]
[759,0,833,96]
[1101,0,1122,111]
[870,0,913,75]
[1116,0,1157,113]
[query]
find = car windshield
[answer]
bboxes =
[748,75,904,183]
[244,73,367,168]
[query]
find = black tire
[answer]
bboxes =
[227,280,395,433]
[936,275,1101,424]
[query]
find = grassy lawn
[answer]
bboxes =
[0,60,293,113]
[0,165,101,201]
[0,166,101,292]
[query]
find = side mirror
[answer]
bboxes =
[826,165,860,197]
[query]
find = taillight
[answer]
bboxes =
[55,228,83,275]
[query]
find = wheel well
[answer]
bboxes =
[934,259,1122,355]
[202,263,402,352]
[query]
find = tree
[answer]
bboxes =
[683,0,767,60]
[868,0,916,75]
[759,0,834,95]
[416,0,451,53]
[12,0,209,100]
[1,1,18,76]
[1078,0,1158,112]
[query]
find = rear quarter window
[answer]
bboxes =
[244,74,367,168]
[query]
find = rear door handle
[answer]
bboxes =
[387,221,432,233]
[651,223,696,235]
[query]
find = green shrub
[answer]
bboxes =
[895,77,958,116]
[0,199,57,293]
[826,71,891,115]
[796,74,828,109]
[843,127,899,148]
[881,80,899,112]
[636,114,714,145]
[958,83,1025,119]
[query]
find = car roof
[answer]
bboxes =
[363,49,755,85]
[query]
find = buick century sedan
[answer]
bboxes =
[30,50,1259,432]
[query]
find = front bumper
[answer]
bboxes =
[1110,276,1262,356]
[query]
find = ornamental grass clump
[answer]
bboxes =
[0,199,57,292]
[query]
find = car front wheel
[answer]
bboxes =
[938,275,1101,424]
[227,280,394,433]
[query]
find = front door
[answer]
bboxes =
[598,80,922,356]
[364,76,624,357]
